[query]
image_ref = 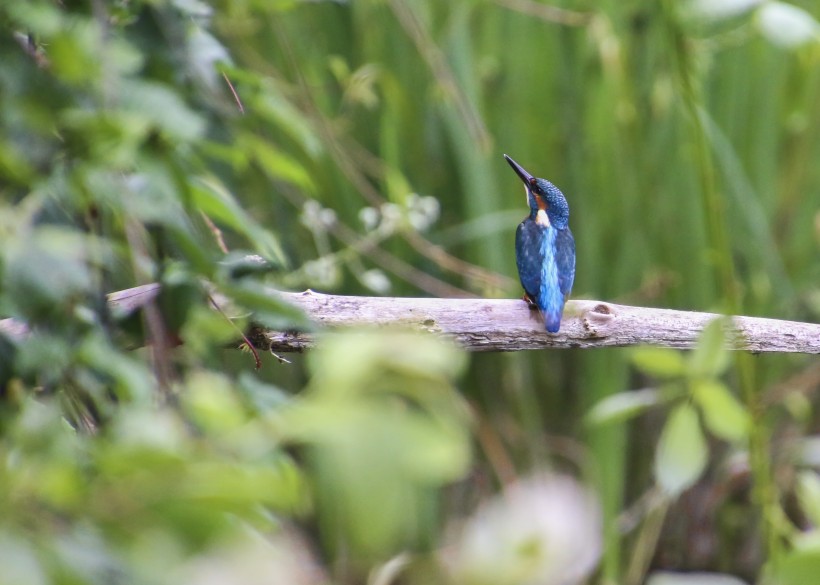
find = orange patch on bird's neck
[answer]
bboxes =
[535,197,550,226]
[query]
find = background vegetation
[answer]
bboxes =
[1,0,819,584]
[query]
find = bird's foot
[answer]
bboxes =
[521,294,543,324]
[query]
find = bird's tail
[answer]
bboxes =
[539,289,566,333]
[543,301,566,333]
[544,311,561,333]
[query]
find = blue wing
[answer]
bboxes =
[555,227,575,298]
[516,220,568,333]
[515,220,544,304]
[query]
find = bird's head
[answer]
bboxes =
[504,154,570,229]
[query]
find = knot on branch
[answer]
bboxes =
[579,302,616,339]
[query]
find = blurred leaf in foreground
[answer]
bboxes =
[655,404,709,496]
[690,318,730,379]
[278,330,471,565]
[796,471,820,528]
[1,378,309,584]
[772,545,820,585]
[692,379,749,443]
[586,388,664,427]
[631,348,686,379]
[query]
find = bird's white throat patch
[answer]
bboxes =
[536,209,551,227]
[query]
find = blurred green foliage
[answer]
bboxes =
[1,0,820,584]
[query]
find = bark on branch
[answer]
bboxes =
[2,284,819,354]
[255,290,820,353]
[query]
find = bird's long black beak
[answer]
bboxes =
[503,154,534,185]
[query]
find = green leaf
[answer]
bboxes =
[690,317,731,378]
[191,177,288,267]
[631,347,686,379]
[692,380,749,442]
[60,110,151,168]
[655,404,708,496]
[254,82,324,157]
[78,336,154,404]
[0,143,35,185]
[586,389,663,427]
[306,330,468,398]
[121,80,206,142]
[280,331,471,561]
[187,26,230,89]
[49,22,101,85]
[166,226,216,277]
[773,546,820,585]
[179,305,240,359]
[3,228,96,320]
[15,333,72,385]
[797,471,820,528]
[240,133,315,193]
[179,458,309,514]
[7,2,64,36]
[181,371,247,433]
[237,372,292,414]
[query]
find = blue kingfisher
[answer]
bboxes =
[505,154,575,333]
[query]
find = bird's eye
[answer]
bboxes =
[528,177,538,190]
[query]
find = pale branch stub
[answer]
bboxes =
[1,284,818,354]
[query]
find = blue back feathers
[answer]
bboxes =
[516,220,575,333]
[515,176,575,333]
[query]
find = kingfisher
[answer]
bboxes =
[504,154,575,333]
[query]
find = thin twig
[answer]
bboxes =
[208,294,262,369]
[474,407,518,485]
[269,349,291,364]
[200,211,230,254]
[222,71,245,114]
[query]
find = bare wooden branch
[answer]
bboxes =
[256,290,820,353]
[2,284,818,354]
